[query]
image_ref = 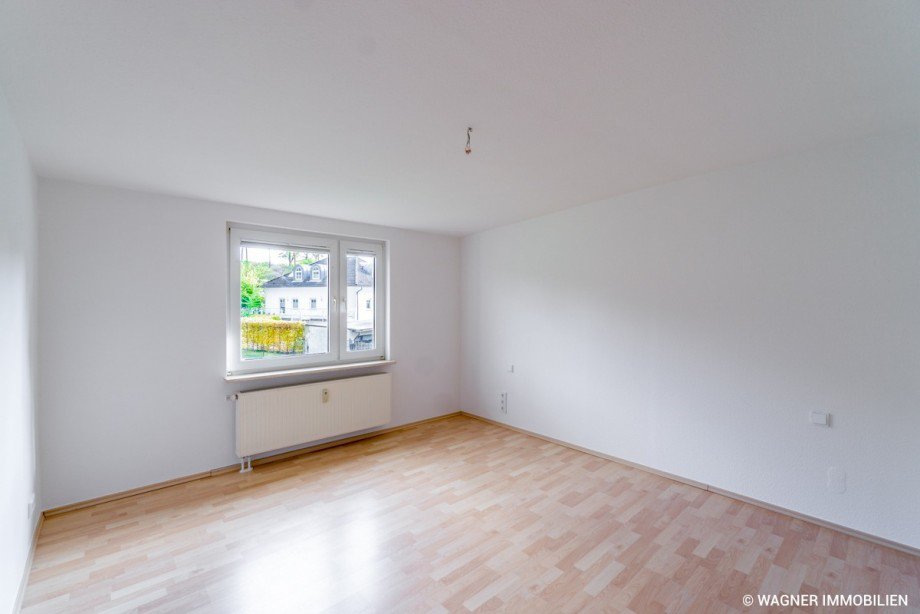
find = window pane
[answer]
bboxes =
[239,244,329,360]
[346,252,375,352]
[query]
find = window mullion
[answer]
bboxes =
[339,241,347,360]
[332,240,340,362]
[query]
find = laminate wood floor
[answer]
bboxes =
[23,415,920,613]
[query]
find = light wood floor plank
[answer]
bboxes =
[23,415,920,612]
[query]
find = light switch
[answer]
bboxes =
[809,411,830,426]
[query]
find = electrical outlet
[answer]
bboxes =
[499,392,508,414]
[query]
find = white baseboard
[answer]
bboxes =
[13,511,43,613]
[43,411,464,517]
[460,411,920,558]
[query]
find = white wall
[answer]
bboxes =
[461,133,920,549]
[38,179,461,509]
[31,131,920,553]
[0,88,39,613]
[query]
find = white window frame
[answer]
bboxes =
[228,226,387,375]
[339,240,386,362]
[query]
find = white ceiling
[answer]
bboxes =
[1,1,918,235]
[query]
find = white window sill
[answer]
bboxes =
[225,360,395,382]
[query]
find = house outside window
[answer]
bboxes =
[292,299,299,309]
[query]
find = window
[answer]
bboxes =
[346,250,378,353]
[228,227,386,375]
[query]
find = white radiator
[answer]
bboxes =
[234,373,391,466]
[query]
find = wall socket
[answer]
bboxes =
[499,392,508,414]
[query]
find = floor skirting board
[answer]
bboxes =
[459,411,920,559]
[14,512,43,613]
[38,409,918,559]
[42,412,462,518]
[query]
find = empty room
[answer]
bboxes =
[1,1,918,612]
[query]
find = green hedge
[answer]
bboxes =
[241,317,305,354]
